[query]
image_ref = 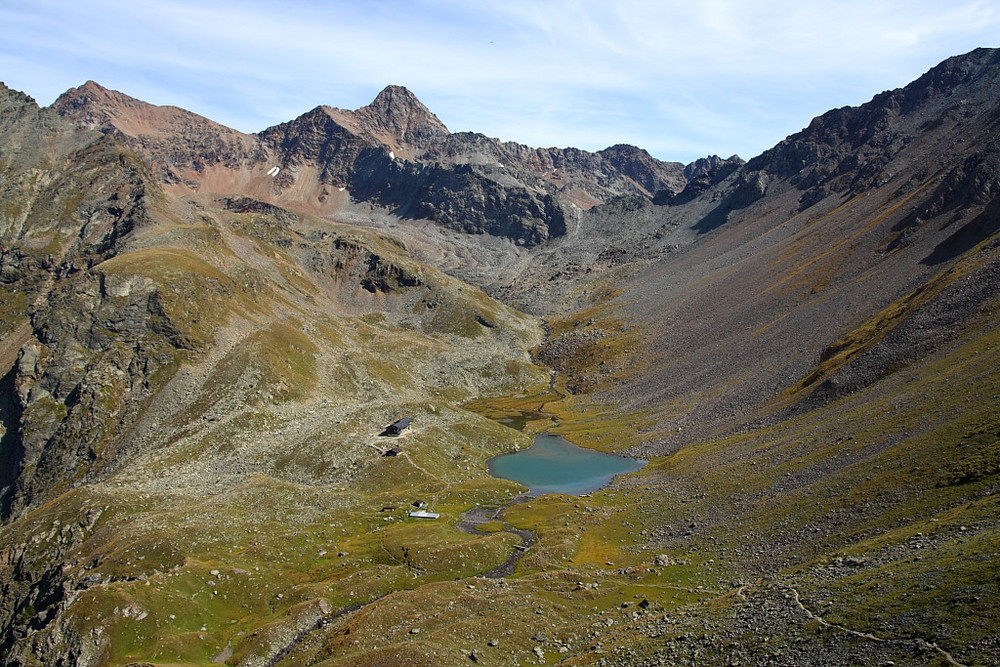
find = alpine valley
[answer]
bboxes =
[1,48,997,666]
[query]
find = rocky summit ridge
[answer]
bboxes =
[348,84,451,148]
[1,48,998,667]
[53,81,722,249]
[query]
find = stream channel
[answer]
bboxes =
[459,414,646,577]
[265,414,647,659]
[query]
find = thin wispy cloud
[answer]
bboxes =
[2,0,997,162]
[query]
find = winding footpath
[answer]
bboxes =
[788,588,970,667]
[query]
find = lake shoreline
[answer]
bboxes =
[488,431,647,497]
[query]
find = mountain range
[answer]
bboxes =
[0,48,997,666]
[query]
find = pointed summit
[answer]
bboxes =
[52,81,150,131]
[356,85,449,148]
[56,80,133,109]
[367,84,424,109]
[77,80,111,95]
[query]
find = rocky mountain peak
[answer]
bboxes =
[53,80,244,136]
[0,82,37,109]
[56,80,134,112]
[595,143,687,196]
[77,79,111,96]
[354,84,449,147]
[52,81,168,135]
[598,143,652,158]
[903,47,1000,105]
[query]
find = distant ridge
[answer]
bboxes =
[52,81,729,245]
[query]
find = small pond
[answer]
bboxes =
[488,432,646,496]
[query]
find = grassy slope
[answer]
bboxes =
[268,253,998,665]
[0,189,559,666]
[109,216,994,666]
[499,234,999,663]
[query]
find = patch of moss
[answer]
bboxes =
[0,289,28,337]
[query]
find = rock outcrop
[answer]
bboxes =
[745,48,1000,209]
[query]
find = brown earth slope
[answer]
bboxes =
[530,47,1000,667]
[548,47,1000,449]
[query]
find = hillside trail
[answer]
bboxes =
[788,588,970,667]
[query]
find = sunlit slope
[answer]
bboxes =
[0,192,549,665]
[524,49,1000,666]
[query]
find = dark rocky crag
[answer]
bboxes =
[0,85,173,520]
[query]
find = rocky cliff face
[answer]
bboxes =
[743,48,1000,211]
[348,84,451,150]
[0,88,192,520]
[0,88,172,516]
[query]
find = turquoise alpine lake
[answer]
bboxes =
[488,432,646,496]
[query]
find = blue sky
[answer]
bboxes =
[2,0,998,163]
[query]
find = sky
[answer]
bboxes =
[2,0,998,163]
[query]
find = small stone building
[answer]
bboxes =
[380,417,412,437]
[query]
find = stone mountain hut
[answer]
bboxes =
[380,417,412,437]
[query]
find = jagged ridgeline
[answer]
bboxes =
[0,47,998,667]
[51,81,734,247]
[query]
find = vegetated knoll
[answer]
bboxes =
[1,85,555,665]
